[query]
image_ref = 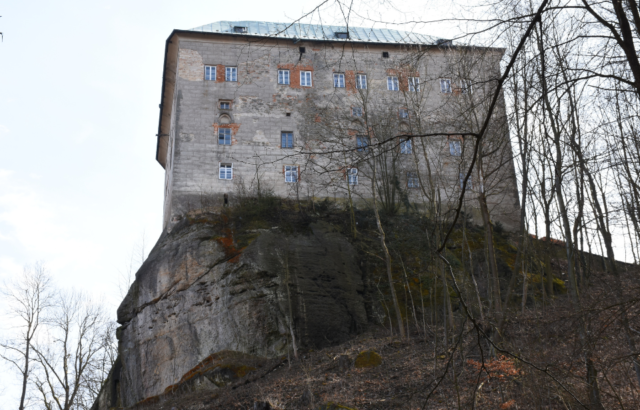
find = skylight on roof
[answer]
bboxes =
[335,32,349,39]
[233,26,247,33]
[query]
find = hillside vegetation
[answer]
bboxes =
[128,195,640,409]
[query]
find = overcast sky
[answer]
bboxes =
[0,0,460,404]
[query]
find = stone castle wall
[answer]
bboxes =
[161,33,520,230]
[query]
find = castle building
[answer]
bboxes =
[156,21,520,230]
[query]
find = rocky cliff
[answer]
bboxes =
[106,214,368,407]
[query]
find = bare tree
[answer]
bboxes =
[31,291,112,410]
[0,262,52,410]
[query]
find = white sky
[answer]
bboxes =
[0,0,460,405]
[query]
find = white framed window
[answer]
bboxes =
[460,79,472,94]
[459,172,473,190]
[278,70,290,85]
[219,101,231,110]
[387,76,399,91]
[347,168,358,185]
[407,172,419,188]
[440,79,452,93]
[333,73,345,88]
[300,71,312,87]
[449,140,462,156]
[205,66,216,81]
[352,107,363,117]
[281,132,294,148]
[357,135,370,152]
[356,74,367,89]
[219,163,233,180]
[285,165,298,183]
[218,128,231,145]
[409,77,420,92]
[400,138,412,154]
[225,67,237,82]
[399,108,409,119]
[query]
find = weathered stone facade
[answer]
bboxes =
[157,21,520,231]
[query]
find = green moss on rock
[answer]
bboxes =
[318,402,358,410]
[354,350,382,368]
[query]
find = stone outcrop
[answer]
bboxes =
[112,215,368,407]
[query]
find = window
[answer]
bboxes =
[300,71,312,87]
[357,135,370,152]
[449,140,462,156]
[285,165,298,183]
[278,70,290,85]
[399,108,409,119]
[440,79,452,93]
[409,77,420,92]
[352,107,363,117]
[219,101,231,110]
[459,173,473,190]
[387,76,399,91]
[218,128,231,145]
[205,66,216,81]
[335,32,349,39]
[281,132,294,148]
[382,52,390,58]
[356,74,367,89]
[408,172,419,188]
[400,138,412,154]
[225,67,237,82]
[460,80,472,94]
[347,168,358,185]
[333,73,345,88]
[299,47,306,53]
[219,163,233,179]
[233,26,247,33]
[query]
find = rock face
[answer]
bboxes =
[114,216,368,406]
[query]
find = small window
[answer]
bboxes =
[233,26,247,33]
[285,165,298,183]
[409,77,420,92]
[278,70,290,85]
[460,80,472,94]
[400,138,412,154]
[218,128,231,145]
[333,73,345,88]
[356,74,367,90]
[449,140,462,156]
[225,67,237,82]
[335,32,349,39]
[281,132,294,148]
[459,172,473,190]
[219,101,231,110]
[300,71,312,87]
[387,76,399,91]
[299,47,306,53]
[408,172,419,188]
[219,163,233,180]
[399,108,409,119]
[205,66,216,81]
[382,52,390,58]
[357,135,370,152]
[440,79,452,93]
[347,168,358,185]
[352,107,363,117]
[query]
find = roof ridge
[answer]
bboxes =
[187,20,442,45]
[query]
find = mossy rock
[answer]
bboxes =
[354,350,382,368]
[318,402,357,410]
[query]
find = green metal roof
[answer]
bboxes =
[189,21,443,45]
